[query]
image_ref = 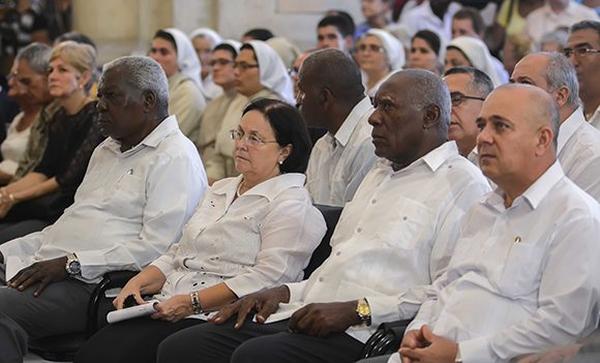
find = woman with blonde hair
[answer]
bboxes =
[0,40,104,241]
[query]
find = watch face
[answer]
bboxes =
[69,261,81,275]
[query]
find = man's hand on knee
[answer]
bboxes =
[288,301,361,337]
[9,256,68,297]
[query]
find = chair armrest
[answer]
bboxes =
[86,270,138,336]
[360,318,413,359]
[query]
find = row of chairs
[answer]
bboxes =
[29,205,409,361]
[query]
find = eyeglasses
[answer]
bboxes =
[355,44,385,53]
[450,92,485,106]
[562,47,600,58]
[234,62,259,71]
[209,58,234,67]
[229,129,278,146]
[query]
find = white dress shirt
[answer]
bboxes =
[306,97,376,207]
[400,1,462,44]
[525,2,599,44]
[151,173,326,304]
[557,107,600,202]
[407,161,600,363]
[587,104,600,130]
[0,113,32,175]
[265,141,491,342]
[0,116,207,283]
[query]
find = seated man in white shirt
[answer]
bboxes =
[444,66,494,162]
[0,56,206,362]
[511,51,600,201]
[154,69,491,363]
[525,0,599,45]
[390,84,600,363]
[301,49,377,207]
[566,20,600,128]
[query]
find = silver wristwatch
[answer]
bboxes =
[65,253,81,276]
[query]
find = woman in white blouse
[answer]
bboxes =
[75,98,326,363]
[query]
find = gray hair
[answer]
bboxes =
[571,20,600,37]
[102,56,169,104]
[15,43,51,74]
[402,69,452,130]
[542,52,580,106]
[539,29,568,50]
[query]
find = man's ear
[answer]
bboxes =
[142,90,157,112]
[321,87,334,110]
[423,104,441,130]
[553,86,570,109]
[535,125,554,156]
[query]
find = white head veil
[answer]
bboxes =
[220,39,242,54]
[163,28,203,90]
[245,40,295,104]
[188,28,223,48]
[365,29,406,71]
[447,36,502,87]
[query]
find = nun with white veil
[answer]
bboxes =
[356,29,406,98]
[149,28,207,139]
[207,40,295,183]
[444,36,506,87]
[189,27,224,101]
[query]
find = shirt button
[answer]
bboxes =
[318,277,324,282]
[402,216,407,221]
[356,227,362,233]
[371,199,376,204]
[335,251,341,256]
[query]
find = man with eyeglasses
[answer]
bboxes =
[443,66,494,162]
[566,20,600,129]
[511,51,600,202]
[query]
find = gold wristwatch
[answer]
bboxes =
[356,298,372,326]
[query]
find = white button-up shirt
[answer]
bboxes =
[265,141,491,342]
[407,162,600,363]
[306,97,376,207]
[400,1,462,44]
[557,107,600,202]
[525,2,599,44]
[587,104,600,130]
[0,116,207,283]
[151,173,326,302]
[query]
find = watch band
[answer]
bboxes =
[190,291,202,314]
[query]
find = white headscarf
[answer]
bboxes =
[189,28,223,49]
[163,28,203,90]
[366,29,406,71]
[220,39,242,54]
[447,36,503,87]
[246,40,295,105]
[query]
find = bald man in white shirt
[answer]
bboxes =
[393,84,600,363]
[0,56,206,362]
[511,51,600,202]
[155,69,491,363]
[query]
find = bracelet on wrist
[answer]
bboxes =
[190,291,202,314]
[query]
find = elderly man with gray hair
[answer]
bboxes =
[511,51,600,201]
[0,55,207,362]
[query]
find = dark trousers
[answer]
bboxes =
[0,219,50,244]
[75,317,205,363]
[157,318,365,363]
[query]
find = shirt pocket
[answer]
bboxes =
[375,197,433,250]
[105,173,145,219]
[496,240,547,298]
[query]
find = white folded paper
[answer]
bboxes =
[106,300,159,324]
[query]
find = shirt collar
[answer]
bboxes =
[557,107,585,153]
[211,173,306,202]
[382,140,459,174]
[102,115,180,154]
[486,161,565,211]
[334,97,373,147]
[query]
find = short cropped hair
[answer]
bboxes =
[242,98,312,173]
[102,56,169,107]
[444,66,494,97]
[16,42,51,74]
[543,52,580,106]
[243,28,274,41]
[570,20,600,38]
[318,14,354,38]
[453,7,485,35]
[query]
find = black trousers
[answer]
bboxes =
[0,219,50,244]
[75,317,204,363]
[157,318,365,363]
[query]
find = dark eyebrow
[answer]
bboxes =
[570,42,594,49]
[489,115,514,127]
